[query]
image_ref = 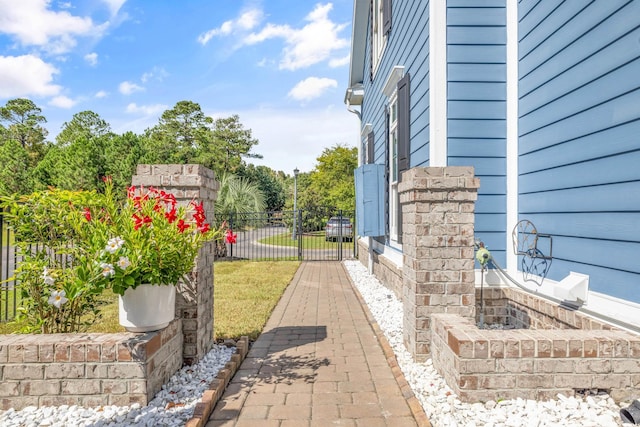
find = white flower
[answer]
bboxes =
[48,290,68,309]
[42,267,55,285]
[100,262,115,277]
[117,256,131,270]
[105,236,125,254]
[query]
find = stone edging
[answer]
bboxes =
[342,264,432,427]
[185,336,250,427]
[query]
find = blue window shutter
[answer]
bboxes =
[355,164,386,237]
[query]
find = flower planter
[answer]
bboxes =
[118,284,176,332]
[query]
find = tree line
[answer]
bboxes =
[0,98,356,215]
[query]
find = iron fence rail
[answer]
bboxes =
[222,209,355,262]
[0,208,18,322]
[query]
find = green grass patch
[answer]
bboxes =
[214,260,299,341]
[0,260,299,339]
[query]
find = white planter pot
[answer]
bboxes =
[118,284,176,333]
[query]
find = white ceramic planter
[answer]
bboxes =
[118,284,176,332]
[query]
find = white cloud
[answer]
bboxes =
[242,3,349,70]
[141,66,169,83]
[101,0,127,16]
[84,52,98,66]
[95,90,108,98]
[0,0,97,54]
[198,8,262,45]
[125,102,167,116]
[49,95,76,108]
[329,54,350,68]
[288,77,337,101]
[207,106,359,173]
[0,54,61,98]
[118,81,143,95]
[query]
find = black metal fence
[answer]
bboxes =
[0,208,18,322]
[221,208,356,261]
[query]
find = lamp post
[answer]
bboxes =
[292,167,299,240]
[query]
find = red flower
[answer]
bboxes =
[133,214,152,230]
[198,223,211,233]
[225,229,237,244]
[165,207,177,224]
[177,219,190,233]
[83,207,91,222]
[191,201,207,227]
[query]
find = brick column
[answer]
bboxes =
[398,166,479,361]
[132,164,218,365]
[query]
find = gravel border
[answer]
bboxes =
[343,259,626,427]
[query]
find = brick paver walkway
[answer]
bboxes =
[206,261,429,427]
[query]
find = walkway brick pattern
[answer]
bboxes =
[206,262,426,426]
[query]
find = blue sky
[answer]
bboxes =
[0,0,359,173]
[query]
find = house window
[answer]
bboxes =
[371,0,392,76]
[383,67,410,246]
[388,95,399,242]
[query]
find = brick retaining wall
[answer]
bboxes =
[0,319,183,410]
[356,240,403,300]
[431,312,640,402]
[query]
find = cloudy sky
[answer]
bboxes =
[0,0,359,173]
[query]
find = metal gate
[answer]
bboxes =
[221,208,355,261]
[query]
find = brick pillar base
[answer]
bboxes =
[399,167,479,361]
[132,164,218,365]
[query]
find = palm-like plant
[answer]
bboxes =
[215,173,266,216]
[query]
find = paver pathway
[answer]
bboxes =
[206,261,429,427]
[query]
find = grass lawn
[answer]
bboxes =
[258,231,350,249]
[213,260,299,340]
[0,260,300,340]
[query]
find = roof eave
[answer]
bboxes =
[347,0,368,90]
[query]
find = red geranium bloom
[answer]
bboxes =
[225,229,237,244]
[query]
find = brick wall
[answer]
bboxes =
[478,287,617,330]
[399,166,479,361]
[431,313,640,402]
[356,240,403,300]
[132,164,218,365]
[0,320,183,410]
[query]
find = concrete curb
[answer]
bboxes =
[185,336,250,427]
[341,263,432,427]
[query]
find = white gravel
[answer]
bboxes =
[343,259,627,427]
[0,344,235,427]
[0,262,632,426]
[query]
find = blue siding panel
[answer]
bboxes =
[520,151,640,194]
[519,1,640,303]
[519,121,640,174]
[447,2,507,258]
[448,7,506,26]
[447,26,506,44]
[448,82,506,100]
[448,63,507,82]
[447,45,506,63]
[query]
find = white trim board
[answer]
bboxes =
[428,0,447,166]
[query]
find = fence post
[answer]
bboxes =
[131,164,218,365]
[297,210,303,260]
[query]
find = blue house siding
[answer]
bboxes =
[518,0,640,302]
[446,1,507,265]
[361,1,430,169]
